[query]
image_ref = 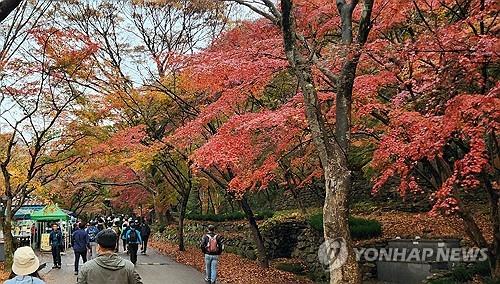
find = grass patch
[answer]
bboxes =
[308,213,382,240]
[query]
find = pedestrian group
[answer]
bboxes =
[4,216,224,284]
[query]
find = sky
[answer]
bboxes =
[0,0,264,139]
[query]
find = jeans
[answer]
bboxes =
[122,239,128,252]
[128,243,139,264]
[204,254,219,283]
[88,242,97,260]
[51,246,61,266]
[74,250,87,272]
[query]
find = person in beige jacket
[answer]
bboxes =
[77,229,142,284]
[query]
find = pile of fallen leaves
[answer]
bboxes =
[0,263,9,282]
[151,241,312,284]
[355,210,492,245]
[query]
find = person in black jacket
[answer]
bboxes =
[200,225,224,284]
[72,222,90,275]
[139,221,151,255]
[49,223,63,269]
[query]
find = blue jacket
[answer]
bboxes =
[72,228,90,252]
[5,276,45,284]
[126,228,142,244]
[49,230,62,247]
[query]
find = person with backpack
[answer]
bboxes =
[111,221,121,253]
[77,229,143,284]
[200,225,224,284]
[86,221,99,260]
[139,221,151,255]
[72,222,90,275]
[121,223,130,253]
[125,222,142,265]
[49,223,62,269]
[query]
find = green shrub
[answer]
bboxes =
[484,277,500,284]
[349,216,382,239]
[254,210,275,220]
[428,278,455,284]
[152,223,166,234]
[186,211,274,222]
[429,262,492,284]
[309,213,323,231]
[308,214,382,239]
[450,261,490,281]
[274,262,307,275]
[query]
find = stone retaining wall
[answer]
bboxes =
[154,218,385,282]
[154,219,332,282]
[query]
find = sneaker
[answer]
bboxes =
[52,265,57,269]
[74,271,78,275]
[57,265,62,269]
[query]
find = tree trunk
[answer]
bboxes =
[152,194,166,225]
[1,199,14,270]
[324,163,361,283]
[289,186,306,214]
[485,177,500,277]
[177,194,189,251]
[280,1,362,282]
[165,208,175,224]
[196,187,203,214]
[207,186,215,214]
[239,196,269,268]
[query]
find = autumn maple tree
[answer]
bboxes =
[1,0,497,281]
[171,0,499,281]
[0,3,98,267]
[53,0,229,253]
[366,0,500,276]
[173,0,376,280]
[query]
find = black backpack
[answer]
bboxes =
[87,227,98,242]
[129,229,138,243]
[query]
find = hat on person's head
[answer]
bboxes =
[96,229,118,249]
[12,247,40,276]
[207,225,215,232]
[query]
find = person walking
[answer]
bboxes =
[5,247,45,284]
[111,221,121,253]
[121,223,130,253]
[126,222,142,265]
[139,221,150,255]
[86,221,99,260]
[72,222,90,275]
[77,229,143,284]
[200,225,224,284]
[48,223,62,269]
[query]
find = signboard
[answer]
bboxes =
[41,233,51,252]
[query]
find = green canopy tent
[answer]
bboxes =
[30,204,69,221]
[30,204,70,252]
